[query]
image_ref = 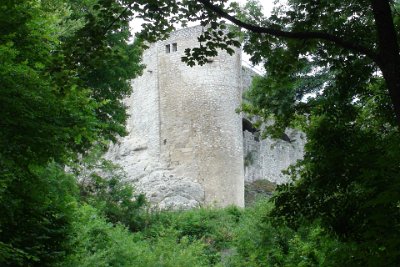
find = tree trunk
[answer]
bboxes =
[380,63,400,126]
[371,0,400,126]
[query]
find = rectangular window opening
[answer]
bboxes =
[165,44,171,53]
[172,43,177,52]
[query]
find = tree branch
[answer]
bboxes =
[198,0,378,62]
[103,3,133,36]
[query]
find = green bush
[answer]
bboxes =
[75,145,148,232]
[140,206,242,264]
[78,172,147,232]
[227,200,352,267]
[62,205,209,267]
[58,198,364,267]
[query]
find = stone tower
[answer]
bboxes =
[106,26,245,208]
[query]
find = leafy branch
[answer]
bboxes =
[197,0,378,61]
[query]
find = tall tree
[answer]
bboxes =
[0,0,142,265]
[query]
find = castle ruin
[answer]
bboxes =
[106,26,305,209]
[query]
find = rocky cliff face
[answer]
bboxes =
[105,134,205,209]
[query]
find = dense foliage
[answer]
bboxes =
[57,198,358,267]
[0,0,142,265]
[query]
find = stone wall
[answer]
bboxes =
[240,67,305,184]
[106,26,244,208]
[157,27,244,207]
[243,130,306,184]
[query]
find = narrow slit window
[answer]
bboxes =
[172,43,178,52]
[165,44,171,53]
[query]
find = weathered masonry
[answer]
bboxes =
[106,26,305,209]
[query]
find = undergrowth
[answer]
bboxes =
[61,198,351,266]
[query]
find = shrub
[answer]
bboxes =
[229,199,354,266]
[62,205,209,267]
